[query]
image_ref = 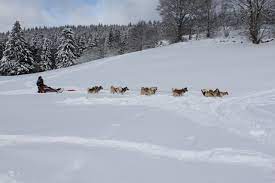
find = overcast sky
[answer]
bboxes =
[0,0,160,32]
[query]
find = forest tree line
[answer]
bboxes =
[0,0,274,75]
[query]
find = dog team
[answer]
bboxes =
[35,76,228,97]
[87,85,229,98]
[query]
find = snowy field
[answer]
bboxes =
[0,39,275,183]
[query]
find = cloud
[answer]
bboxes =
[0,0,160,32]
[84,0,160,24]
[0,0,53,32]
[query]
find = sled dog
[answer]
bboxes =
[88,86,103,94]
[120,87,130,94]
[111,86,129,94]
[172,88,188,97]
[141,87,158,96]
[202,89,228,97]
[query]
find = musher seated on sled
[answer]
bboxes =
[36,76,62,93]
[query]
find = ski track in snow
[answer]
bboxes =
[60,89,275,143]
[0,134,274,169]
[214,89,275,142]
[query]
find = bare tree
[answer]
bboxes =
[220,0,240,38]
[157,0,194,42]
[204,0,218,38]
[237,0,275,44]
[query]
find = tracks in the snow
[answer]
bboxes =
[0,135,274,169]
[214,89,275,142]
[61,89,275,143]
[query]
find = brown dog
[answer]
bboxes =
[172,88,188,97]
[110,86,120,94]
[141,87,150,95]
[111,86,130,94]
[202,89,229,97]
[202,89,216,97]
[149,87,158,95]
[202,90,213,97]
[88,86,103,94]
[141,87,158,96]
[213,89,229,97]
[219,91,229,97]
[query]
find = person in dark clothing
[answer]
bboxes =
[36,76,61,93]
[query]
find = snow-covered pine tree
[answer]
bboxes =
[77,35,87,55]
[128,21,146,52]
[0,21,34,75]
[0,22,167,73]
[56,28,78,69]
[118,32,129,55]
[143,23,160,49]
[40,38,53,71]
[0,41,5,60]
[103,32,110,57]
[112,29,122,54]
[107,29,114,48]
[87,33,96,48]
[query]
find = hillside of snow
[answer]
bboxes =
[0,39,275,183]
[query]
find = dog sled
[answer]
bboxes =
[36,76,229,98]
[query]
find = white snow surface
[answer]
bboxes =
[0,39,275,183]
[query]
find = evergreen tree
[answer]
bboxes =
[107,29,114,49]
[118,33,129,55]
[40,38,53,71]
[29,33,44,65]
[56,28,78,68]
[0,41,5,60]
[0,21,174,74]
[0,21,34,75]
[104,32,111,56]
[128,21,147,52]
[88,33,99,48]
[143,23,160,49]
[77,35,87,55]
